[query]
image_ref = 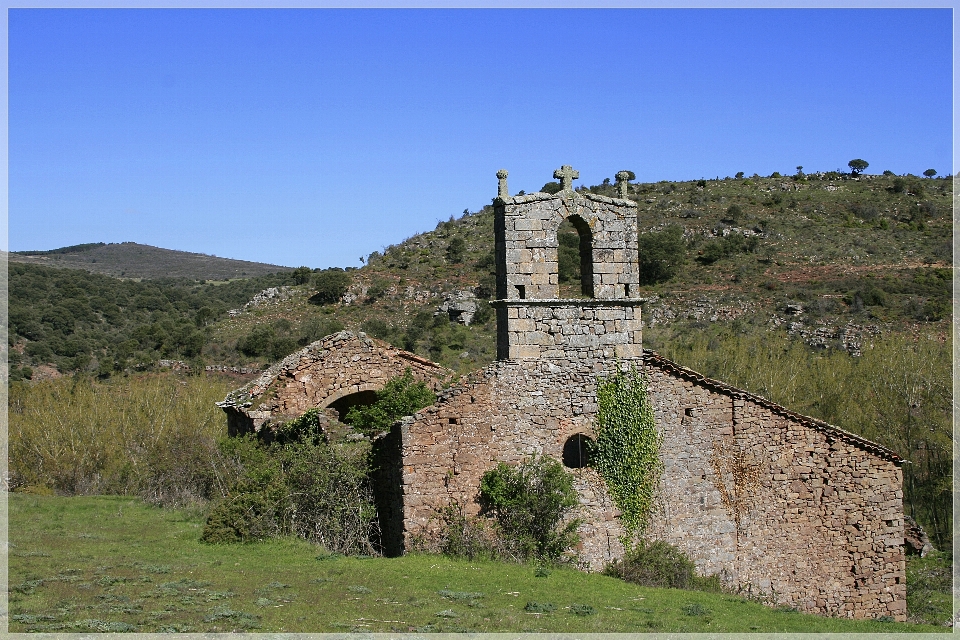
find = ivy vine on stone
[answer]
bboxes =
[591,365,663,539]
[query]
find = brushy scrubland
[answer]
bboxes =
[9,374,237,505]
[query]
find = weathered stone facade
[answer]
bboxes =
[218,331,451,437]
[403,167,906,620]
[221,166,906,621]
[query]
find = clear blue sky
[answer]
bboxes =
[8,8,953,269]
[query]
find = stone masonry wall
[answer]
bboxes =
[400,351,906,621]
[494,301,643,361]
[218,331,450,435]
[644,353,906,620]
[401,356,633,570]
[495,191,639,301]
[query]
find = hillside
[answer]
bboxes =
[9,242,294,280]
[10,170,951,380]
[204,170,952,374]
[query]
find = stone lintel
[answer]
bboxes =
[490,298,646,308]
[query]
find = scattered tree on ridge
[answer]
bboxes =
[848,159,869,175]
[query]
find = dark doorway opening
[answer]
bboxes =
[370,424,404,556]
[328,389,378,421]
[562,433,594,468]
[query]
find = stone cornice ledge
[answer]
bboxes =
[490,298,646,307]
[495,190,638,208]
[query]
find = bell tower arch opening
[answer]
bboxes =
[558,215,594,299]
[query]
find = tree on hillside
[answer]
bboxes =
[923,169,937,178]
[637,225,686,285]
[310,268,352,305]
[848,159,869,175]
[445,237,466,264]
[292,266,312,285]
[540,181,562,194]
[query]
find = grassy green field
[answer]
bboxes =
[8,495,949,633]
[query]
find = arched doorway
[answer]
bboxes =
[327,389,378,422]
[322,386,405,556]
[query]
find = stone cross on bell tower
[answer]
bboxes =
[554,165,579,191]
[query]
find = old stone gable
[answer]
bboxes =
[218,330,451,437]
[220,166,907,621]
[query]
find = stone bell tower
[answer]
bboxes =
[491,166,643,361]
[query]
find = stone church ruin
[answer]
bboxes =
[221,166,907,620]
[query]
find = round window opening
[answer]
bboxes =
[562,433,594,469]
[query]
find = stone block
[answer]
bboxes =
[512,344,541,359]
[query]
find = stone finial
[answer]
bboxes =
[496,169,509,199]
[553,165,579,191]
[615,171,632,199]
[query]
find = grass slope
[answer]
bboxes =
[8,495,948,633]
[9,242,293,280]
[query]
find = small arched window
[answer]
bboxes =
[562,433,594,468]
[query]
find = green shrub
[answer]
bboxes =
[201,434,378,554]
[365,279,391,302]
[299,317,345,344]
[291,266,312,285]
[269,336,300,360]
[360,318,393,340]
[723,204,743,224]
[237,326,275,357]
[604,539,701,590]
[478,456,580,562]
[697,233,758,265]
[858,285,887,307]
[637,225,686,285]
[343,369,436,435]
[425,502,507,561]
[471,301,492,325]
[310,269,352,305]
[445,237,466,264]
